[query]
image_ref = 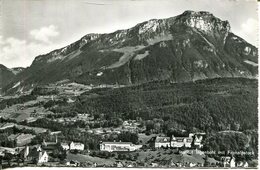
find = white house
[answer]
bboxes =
[221,156,236,168]
[61,143,70,150]
[230,157,236,168]
[193,135,203,148]
[100,141,142,152]
[154,137,171,148]
[37,151,49,163]
[243,162,248,168]
[70,142,84,151]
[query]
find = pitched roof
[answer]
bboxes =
[155,137,170,143]
[71,142,84,146]
[61,142,69,146]
[102,142,133,145]
[172,136,192,142]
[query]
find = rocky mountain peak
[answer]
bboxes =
[178,10,230,34]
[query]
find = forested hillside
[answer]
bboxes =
[49,77,257,133]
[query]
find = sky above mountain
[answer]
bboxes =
[0,0,258,68]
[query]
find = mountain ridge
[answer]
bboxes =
[2,10,258,95]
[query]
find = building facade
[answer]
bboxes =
[37,151,49,163]
[154,137,171,148]
[171,136,193,148]
[61,143,70,150]
[100,142,142,152]
[70,142,84,151]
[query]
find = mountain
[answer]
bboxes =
[0,64,16,93]
[2,10,258,94]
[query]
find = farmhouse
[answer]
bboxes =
[37,151,49,163]
[42,138,58,150]
[69,142,84,151]
[61,143,70,150]
[154,136,171,148]
[100,141,142,152]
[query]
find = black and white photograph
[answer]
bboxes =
[0,0,258,169]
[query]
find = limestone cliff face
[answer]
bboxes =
[2,10,258,94]
[180,11,230,44]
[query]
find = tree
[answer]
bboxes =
[3,152,13,167]
[0,155,3,169]
[204,155,210,167]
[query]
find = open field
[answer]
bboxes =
[67,153,117,166]
[0,96,53,122]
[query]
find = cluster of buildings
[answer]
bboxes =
[60,141,85,151]
[122,120,141,132]
[220,156,248,168]
[99,133,204,152]
[42,136,84,151]
[17,137,85,164]
[22,145,49,164]
[154,133,204,149]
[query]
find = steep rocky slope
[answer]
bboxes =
[0,64,16,93]
[3,11,258,94]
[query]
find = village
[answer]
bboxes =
[0,83,256,168]
[0,117,251,169]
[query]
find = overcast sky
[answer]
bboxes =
[0,0,258,68]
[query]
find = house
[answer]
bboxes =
[100,141,142,152]
[154,136,171,148]
[0,147,17,155]
[66,160,80,167]
[60,142,70,150]
[50,131,62,135]
[151,162,159,167]
[36,145,42,152]
[8,133,35,147]
[115,161,124,167]
[236,161,249,167]
[221,156,236,168]
[22,146,30,159]
[243,162,248,168]
[69,142,84,151]
[41,136,58,150]
[171,134,193,148]
[37,151,49,163]
[193,134,203,148]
